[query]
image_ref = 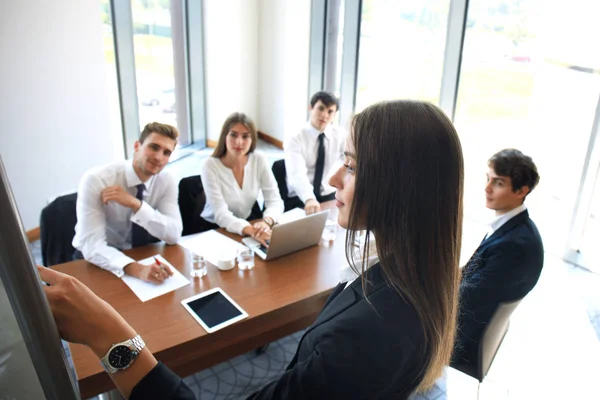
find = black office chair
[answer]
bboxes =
[178,175,212,236]
[453,298,523,382]
[40,192,78,267]
[271,159,305,211]
[271,159,288,201]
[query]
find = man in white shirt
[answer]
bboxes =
[453,148,544,367]
[72,122,182,283]
[284,91,345,214]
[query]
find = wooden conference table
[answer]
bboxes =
[54,204,345,399]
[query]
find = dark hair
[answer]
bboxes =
[488,149,539,194]
[212,112,258,158]
[139,122,179,143]
[310,91,339,111]
[348,100,463,391]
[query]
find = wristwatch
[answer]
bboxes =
[99,335,145,374]
[264,217,275,228]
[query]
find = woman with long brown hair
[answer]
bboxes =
[200,112,283,245]
[38,100,463,399]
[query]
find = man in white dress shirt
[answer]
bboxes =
[72,122,182,283]
[284,91,346,214]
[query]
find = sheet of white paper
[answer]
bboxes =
[121,254,190,302]
[277,207,307,225]
[178,230,247,266]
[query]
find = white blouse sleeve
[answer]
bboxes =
[201,158,250,235]
[257,153,284,222]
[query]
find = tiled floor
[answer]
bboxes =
[33,140,600,399]
[182,331,303,399]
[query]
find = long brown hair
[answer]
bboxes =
[212,112,258,158]
[347,100,463,391]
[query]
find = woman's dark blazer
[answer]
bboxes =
[131,263,428,400]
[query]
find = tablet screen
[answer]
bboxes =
[187,291,242,328]
[182,288,248,333]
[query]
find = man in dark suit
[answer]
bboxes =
[454,148,544,366]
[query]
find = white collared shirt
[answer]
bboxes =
[72,160,182,277]
[485,204,527,239]
[341,233,379,290]
[284,121,346,203]
[200,152,284,236]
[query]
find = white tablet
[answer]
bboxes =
[181,288,248,333]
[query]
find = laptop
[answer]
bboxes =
[242,209,330,260]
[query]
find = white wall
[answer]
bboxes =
[257,0,311,141]
[202,0,310,142]
[0,0,122,230]
[203,0,259,141]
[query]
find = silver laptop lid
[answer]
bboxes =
[265,210,330,260]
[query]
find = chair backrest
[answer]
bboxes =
[477,297,523,381]
[40,192,78,267]
[178,175,208,236]
[271,159,288,201]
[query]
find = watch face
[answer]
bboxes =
[108,345,133,369]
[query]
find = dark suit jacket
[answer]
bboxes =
[454,209,544,365]
[130,264,428,400]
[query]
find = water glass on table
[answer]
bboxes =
[237,247,255,270]
[190,254,207,278]
[322,218,337,242]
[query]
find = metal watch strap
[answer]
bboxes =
[130,335,145,353]
[100,335,145,374]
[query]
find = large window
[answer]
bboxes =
[131,0,180,137]
[315,0,600,262]
[103,0,206,158]
[454,0,600,252]
[579,174,600,273]
[355,0,451,112]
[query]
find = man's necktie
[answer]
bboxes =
[313,133,326,198]
[131,184,149,248]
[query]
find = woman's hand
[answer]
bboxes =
[38,266,159,398]
[38,266,136,357]
[242,223,271,246]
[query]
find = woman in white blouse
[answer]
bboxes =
[200,112,283,244]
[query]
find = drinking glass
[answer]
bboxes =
[322,218,337,242]
[237,247,255,270]
[190,254,207,278]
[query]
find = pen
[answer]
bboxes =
[154,257,167,273]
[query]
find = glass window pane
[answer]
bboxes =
[131,0,182,140]
[355,0,451,112]
[579,174,600,273]
[455,0,600,251]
